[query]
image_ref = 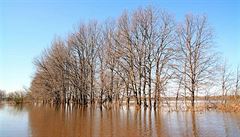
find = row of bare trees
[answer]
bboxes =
[0,90,29,104]
[30,7,239,108]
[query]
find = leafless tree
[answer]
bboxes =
[174,15,216,107]
[0,90,6,101]
[219,61,233,104]
[234,65,240,99]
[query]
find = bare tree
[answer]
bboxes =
[0,90,6,101]
[153,11,175,108]
[174,15,216,107]
[235,65,240,99]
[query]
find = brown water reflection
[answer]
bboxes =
[0,104,240,137]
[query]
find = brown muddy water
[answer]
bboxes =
[0,103,240,137]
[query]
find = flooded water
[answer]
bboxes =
[0,103,240,137]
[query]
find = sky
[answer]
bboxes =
[0,0,239,92]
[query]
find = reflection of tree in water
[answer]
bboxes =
[28,105,159,137]
[27,105,240,137]
[13,104,24,111]
[191,111,198,137]
[222,112,240,137]
[0,104,3,109]
[28,105,195,137]
[8,104,28,116]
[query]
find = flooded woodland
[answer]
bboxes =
[1,5,240,137]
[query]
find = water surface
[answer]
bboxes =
[0,104,240,137]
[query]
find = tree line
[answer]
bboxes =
[30,7,240,108]
[0,89,29,104]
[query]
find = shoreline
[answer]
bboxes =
[2,100,240,112]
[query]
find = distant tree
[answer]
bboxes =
[219,61,233,104]
[7,91,27,104]
[234,65,240,99]
[0,90,6,101]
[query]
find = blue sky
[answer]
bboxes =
[0,0,239,92]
